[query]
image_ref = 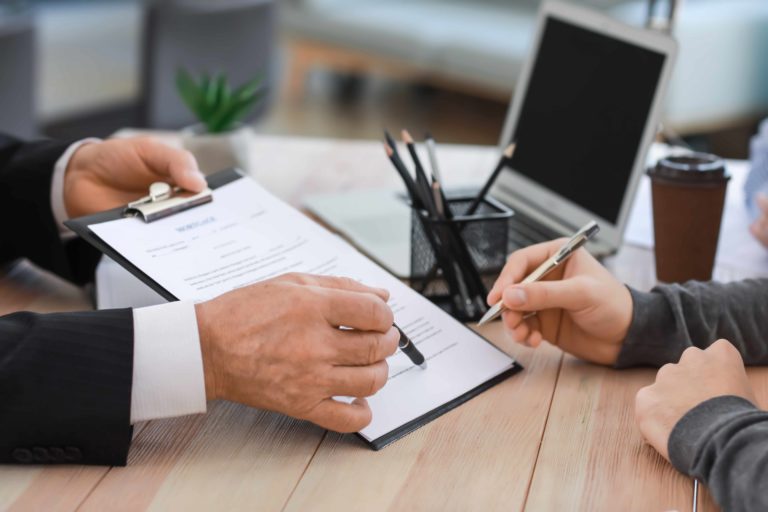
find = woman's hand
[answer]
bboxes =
[487,240,633,365]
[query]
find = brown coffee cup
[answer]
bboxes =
[648,153,729,283]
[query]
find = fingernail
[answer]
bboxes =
[504,287,527,307]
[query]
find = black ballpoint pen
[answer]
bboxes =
[394,325,427,369]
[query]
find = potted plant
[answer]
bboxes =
[176,69,265,174]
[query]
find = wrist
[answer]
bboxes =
[195,301,219,401]
[61,139,101,218]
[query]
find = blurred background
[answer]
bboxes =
[1,0,767,157]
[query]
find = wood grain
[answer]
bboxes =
[525,359,695,511]
[78,402,324,512]
[285,322,563,512]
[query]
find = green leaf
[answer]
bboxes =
[215,75,231,114]
[205,73,223,112]
[210,92,263,133]
[232,73,264,103]
[176,68,205,120]
[175,69,266,132]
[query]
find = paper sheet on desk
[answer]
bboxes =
[624,158,768,277]
[89,177,516,444]
[96,256,165,309]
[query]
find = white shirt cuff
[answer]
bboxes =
[130,300,208,423]
[50,138,101,236]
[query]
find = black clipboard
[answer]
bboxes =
[65,167,522,450]
[65,168,243,301]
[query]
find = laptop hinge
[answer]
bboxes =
[495,183,579,234]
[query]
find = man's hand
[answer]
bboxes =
[63,137,207,218]
[750,193,768,248]
[487,240,632,365]
[635,339,756,460]
[194,273,400,433]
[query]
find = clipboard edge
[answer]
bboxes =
[359,362,523,451]
[64,168,246,304]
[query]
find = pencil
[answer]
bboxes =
[424,132,443,184]
[403,131,486,308]
[432,181,445,218]
[402,130,435,216]
[465,142,516,215]
[424,132,452,220]
[384,142,424,209]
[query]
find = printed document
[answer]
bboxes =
[89,177,517,444]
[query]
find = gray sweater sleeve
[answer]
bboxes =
[669,396,768,512]
[616,279,768,368]
[614,279,768,511]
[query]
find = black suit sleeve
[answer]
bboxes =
[0,309,134,466]
[0,134,135,466]
[0,134,101,283]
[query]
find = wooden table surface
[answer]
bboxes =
[1,134,766,512]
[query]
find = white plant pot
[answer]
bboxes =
[181,124,253,175]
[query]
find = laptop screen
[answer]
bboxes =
[505,16,666,224]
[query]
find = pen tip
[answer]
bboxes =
[401,129,414,144]
[425,131,433,140]
[419,362,428,370]
[477,308,496,326]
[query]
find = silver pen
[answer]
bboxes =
[692,478,699,512]
[477,220,600,326]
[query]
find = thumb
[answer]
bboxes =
[136,137,207,192]
[502,279,592,312]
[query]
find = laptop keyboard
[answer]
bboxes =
[507,210,563,251]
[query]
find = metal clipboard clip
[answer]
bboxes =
[124,182,213,223]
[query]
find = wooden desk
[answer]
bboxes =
[1,135,766,512]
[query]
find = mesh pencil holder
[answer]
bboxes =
[410,195,513,321]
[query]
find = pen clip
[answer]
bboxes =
[554,234,588,263]
[553,221,599,263]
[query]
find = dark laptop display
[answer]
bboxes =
[506,16,666,224]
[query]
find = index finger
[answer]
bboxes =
[321,288,394,332]
[287,274,389,302]
[487,239,567,304]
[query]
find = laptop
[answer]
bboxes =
[305,1,678,278]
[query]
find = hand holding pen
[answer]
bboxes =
[480,221,600,325]
[483,225,634,366]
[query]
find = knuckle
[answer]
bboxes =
[680,346,699,359]
[634,386,651,414]
[384,327,400,356]
[712,338,733,352]
[369,297,392,329]
[656,362,675,379]
[367,363,388,395]
[367,333,382,365]
[281,272,303,284]
[337,276,359,290]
